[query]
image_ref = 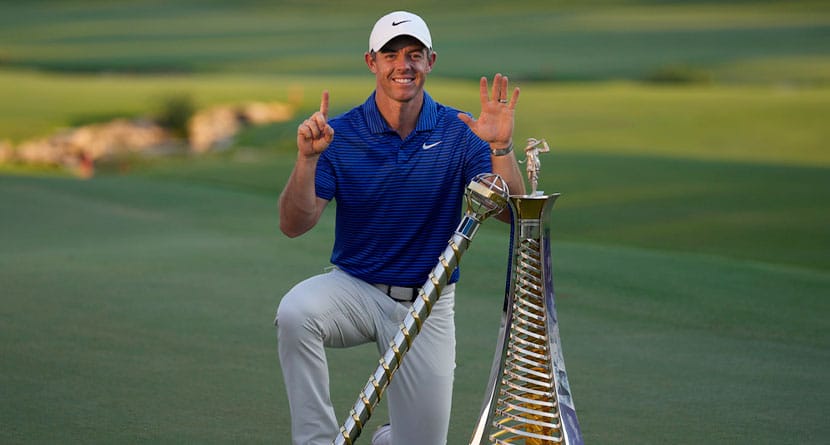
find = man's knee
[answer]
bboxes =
[275,284,313,337]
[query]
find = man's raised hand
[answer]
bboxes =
[457,73,519,148]
[297,90,335,157]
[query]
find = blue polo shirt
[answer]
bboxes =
[315,91,492,287]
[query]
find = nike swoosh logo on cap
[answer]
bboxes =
[392,20,411,26]
[422,141,442,150]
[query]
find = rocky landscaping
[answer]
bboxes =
[0,101,294,177]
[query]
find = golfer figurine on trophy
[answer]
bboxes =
[470,137,584,445]
[523,138,550,196]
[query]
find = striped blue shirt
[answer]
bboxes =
[315,91,492,287]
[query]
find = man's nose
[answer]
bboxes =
[395,55,412,70]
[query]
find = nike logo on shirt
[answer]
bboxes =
[422,141,442,150]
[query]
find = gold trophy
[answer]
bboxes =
[470,138,584,445]
[333,173,510,445]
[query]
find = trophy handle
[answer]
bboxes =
[333,174,509,445]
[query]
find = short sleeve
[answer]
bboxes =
[315,152,336,201]
[464,129,493,185]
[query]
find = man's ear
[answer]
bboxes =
[426,51,437,73]
[365,52,377,73]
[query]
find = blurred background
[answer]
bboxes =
[1,1,828,444]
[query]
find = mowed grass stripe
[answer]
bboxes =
[540,153,830,271]
[130,149,830,272]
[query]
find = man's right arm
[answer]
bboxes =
[278,156,329,238]
[278,91,334,238]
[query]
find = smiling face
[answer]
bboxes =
[365,35,436,105]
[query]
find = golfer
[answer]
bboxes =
[276,10,525,445]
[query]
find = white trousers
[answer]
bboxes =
[275,268,456,445]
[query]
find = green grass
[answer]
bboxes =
[1,0,829,82]
[131,149,830,272]
[2,171,828,444]
[2,0,829,443]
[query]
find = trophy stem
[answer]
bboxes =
[470,194,584,445]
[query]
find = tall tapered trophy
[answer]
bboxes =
[470,138,584,445]
[333,173,510,445]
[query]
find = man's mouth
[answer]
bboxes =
[393,78,414,84]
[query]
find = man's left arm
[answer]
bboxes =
[489,143,525,222]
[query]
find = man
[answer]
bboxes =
[276,10,525,445]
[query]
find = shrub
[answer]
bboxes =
[154,94,196,138]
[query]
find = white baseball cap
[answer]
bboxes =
[368,11,432,52]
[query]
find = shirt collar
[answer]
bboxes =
[363,91,438,135]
